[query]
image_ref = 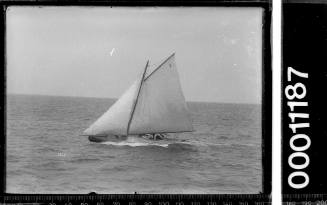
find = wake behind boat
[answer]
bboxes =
[82,53,194,142]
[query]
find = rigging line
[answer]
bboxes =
[126,60,149,136]
[144,53,175,81]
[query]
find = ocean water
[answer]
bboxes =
[6,94,262,194]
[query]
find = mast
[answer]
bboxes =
[126,60,149,135]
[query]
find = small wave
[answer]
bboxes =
[168,140,229,148]
[222,163,248,169]
[40,160,60,168]
[9,168,34,176]
[101,137,170,148]
[230,143,258,147]
[237,133,253,138]
[208,142,229,147]
[167,143,198,151]
[70,158,102,163]
[100,164,137,172]
[219,135,229,140]
[204,142,258,148]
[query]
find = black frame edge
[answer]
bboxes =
[0,5,6,196]
[1,0,270,6]
[262,3,272,195]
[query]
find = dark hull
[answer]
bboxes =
[88,135,127,143]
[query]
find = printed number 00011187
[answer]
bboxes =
[285,67,310,189]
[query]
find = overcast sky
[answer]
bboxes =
[6,7,263,104]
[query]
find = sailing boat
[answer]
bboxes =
[83,53,193,142]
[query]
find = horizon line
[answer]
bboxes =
[7,92,262,105]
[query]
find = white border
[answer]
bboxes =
[272,0,282,204]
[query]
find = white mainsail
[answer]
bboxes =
[83,53,193,136]
[128,54,193,134]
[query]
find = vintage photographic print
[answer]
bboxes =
[6,6,264,194]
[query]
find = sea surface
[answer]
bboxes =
[6,94,262,194]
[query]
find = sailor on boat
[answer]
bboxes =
[140,133,165,140]
[82,53,194,143]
